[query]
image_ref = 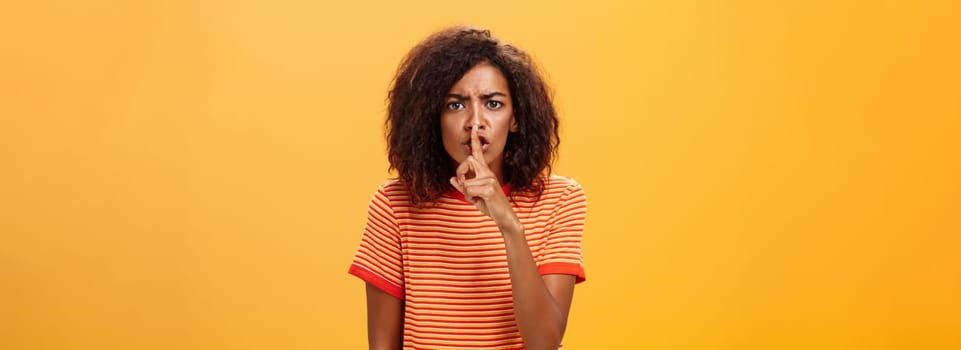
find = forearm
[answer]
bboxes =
[498,218,567,350]
[365,283,404,350]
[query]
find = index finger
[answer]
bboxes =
[471,123,484,160]
[455,155,474,184]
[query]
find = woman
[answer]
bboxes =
[348,26,587,350]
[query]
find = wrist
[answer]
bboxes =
[496,213,524,237]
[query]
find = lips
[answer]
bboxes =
[464,135,490,153]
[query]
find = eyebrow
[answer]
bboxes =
[446,92,508,100]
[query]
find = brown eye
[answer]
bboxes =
[485,101,503,109]
[447,102,465,110]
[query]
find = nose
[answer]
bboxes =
[465,104,488,131]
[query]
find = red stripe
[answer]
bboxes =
[409,333,524,344]
[352,252,396,275]
[405,245,507,255]
[348,264,403,299]
[407,294,513,302]
[405,253,509,262]
[403,276,512,285]
[406,322,516,331]
[407,263,508,271]
[406,299,512,307]
[405,324,518,335]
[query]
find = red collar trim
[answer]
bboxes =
[446,183,512,203]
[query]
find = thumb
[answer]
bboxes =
[450,177,464,194]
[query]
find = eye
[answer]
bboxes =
[446,102,465,111]
[485,100,503,109]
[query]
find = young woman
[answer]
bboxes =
[348,27,587,350]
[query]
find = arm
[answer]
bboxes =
[365,283,404,350]
[500,218,577,350]
[451,125,577,349]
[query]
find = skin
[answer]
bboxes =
[440,61,517,183]
[366,62,576,350]
[365,284,403,349]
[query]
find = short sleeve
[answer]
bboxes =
[537,181,588,284]
[348,184,405,299]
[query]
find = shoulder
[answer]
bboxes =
[545,174,582,188]
[376,178,407,194]
[371,179,411,205]
[514,175,585,206]
[544,175,585,196]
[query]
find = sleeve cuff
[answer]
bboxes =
[538,262,587,284]
[348,263,404,299]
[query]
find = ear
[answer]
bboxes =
[509,115,518,132]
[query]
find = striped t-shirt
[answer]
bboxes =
[349,175,587,350]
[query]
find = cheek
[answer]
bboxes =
[439,118,458,142]
[497,114,514,140]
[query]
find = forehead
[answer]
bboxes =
[448,62,510,95]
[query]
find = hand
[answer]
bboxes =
[450,124,514,223]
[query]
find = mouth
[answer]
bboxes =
[464,135,491,153]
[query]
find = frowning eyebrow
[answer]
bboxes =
[446,92,508,100]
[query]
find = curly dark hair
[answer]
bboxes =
[386,26,560,205]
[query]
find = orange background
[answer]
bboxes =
[2,1,959,349]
